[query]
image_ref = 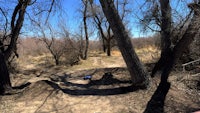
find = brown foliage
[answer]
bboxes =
[18,37,48,56]
[131,35,160,49]
[18,37,80,66]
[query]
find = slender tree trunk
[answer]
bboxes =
[84,34,89,60]
[99,0,149,87]
[93,14,107,53]
[106,26,112,56]
[102,39,107,53]
[82,0,89,60]
[0,52,12,94]
[54,57,59,65]
[107,38,111,56]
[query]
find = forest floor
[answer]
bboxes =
[0,48,200,113]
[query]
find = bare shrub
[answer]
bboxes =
[131,34,160,49]
[62,48,80,66]
[89,40,101,51]
[18,37,48,57]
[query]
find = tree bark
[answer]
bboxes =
[99,0,149,87]
[102,39,107,53]
[160,0,172,51]
[106,26,112,56]
[107,38,111,56]
[0,52,12,94]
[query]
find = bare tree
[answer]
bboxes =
[80,0,90,60]
[144,1,200,112]
[0,0,32,94]
[0,0,56,94]
[34,21,74,66]
[90,0,131,56]
[99,0,149,87]
[89,3,108,53]
[41,25,64,65]
[151,0,172,77]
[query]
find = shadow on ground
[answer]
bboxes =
[46,72,136,96]
[11,67,137,96]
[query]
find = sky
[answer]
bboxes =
[48,0,151,38]
[57,0,193,38]
[0,0,194,39]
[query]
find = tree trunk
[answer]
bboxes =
[93,14,107,53]
[82,0,89,60]
[54,57,59,65]
[102,39,107,53]
[146,2,200,112]
[107,38,111,56]
[0,52,12,94]
[84,35,89,60]
[0,0,30,94]
[160,2,200,82]
[160,0,172,52]
[151,0,172,77]
[99,0,149,87]
[4,0,30,61]
[144,82,170,113]
[106,26,112,56]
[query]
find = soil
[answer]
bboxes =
[0,52,199,113]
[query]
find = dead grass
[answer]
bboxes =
[1,46,199,113]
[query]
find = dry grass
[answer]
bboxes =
[1,46,199,113]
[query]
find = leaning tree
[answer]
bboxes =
[99,0,149,88]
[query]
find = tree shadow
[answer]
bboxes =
[63,72,132,88]
[46,80,137,96]
[45,72,137,96]
[1,82,32,95]
[13,82,31,89]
